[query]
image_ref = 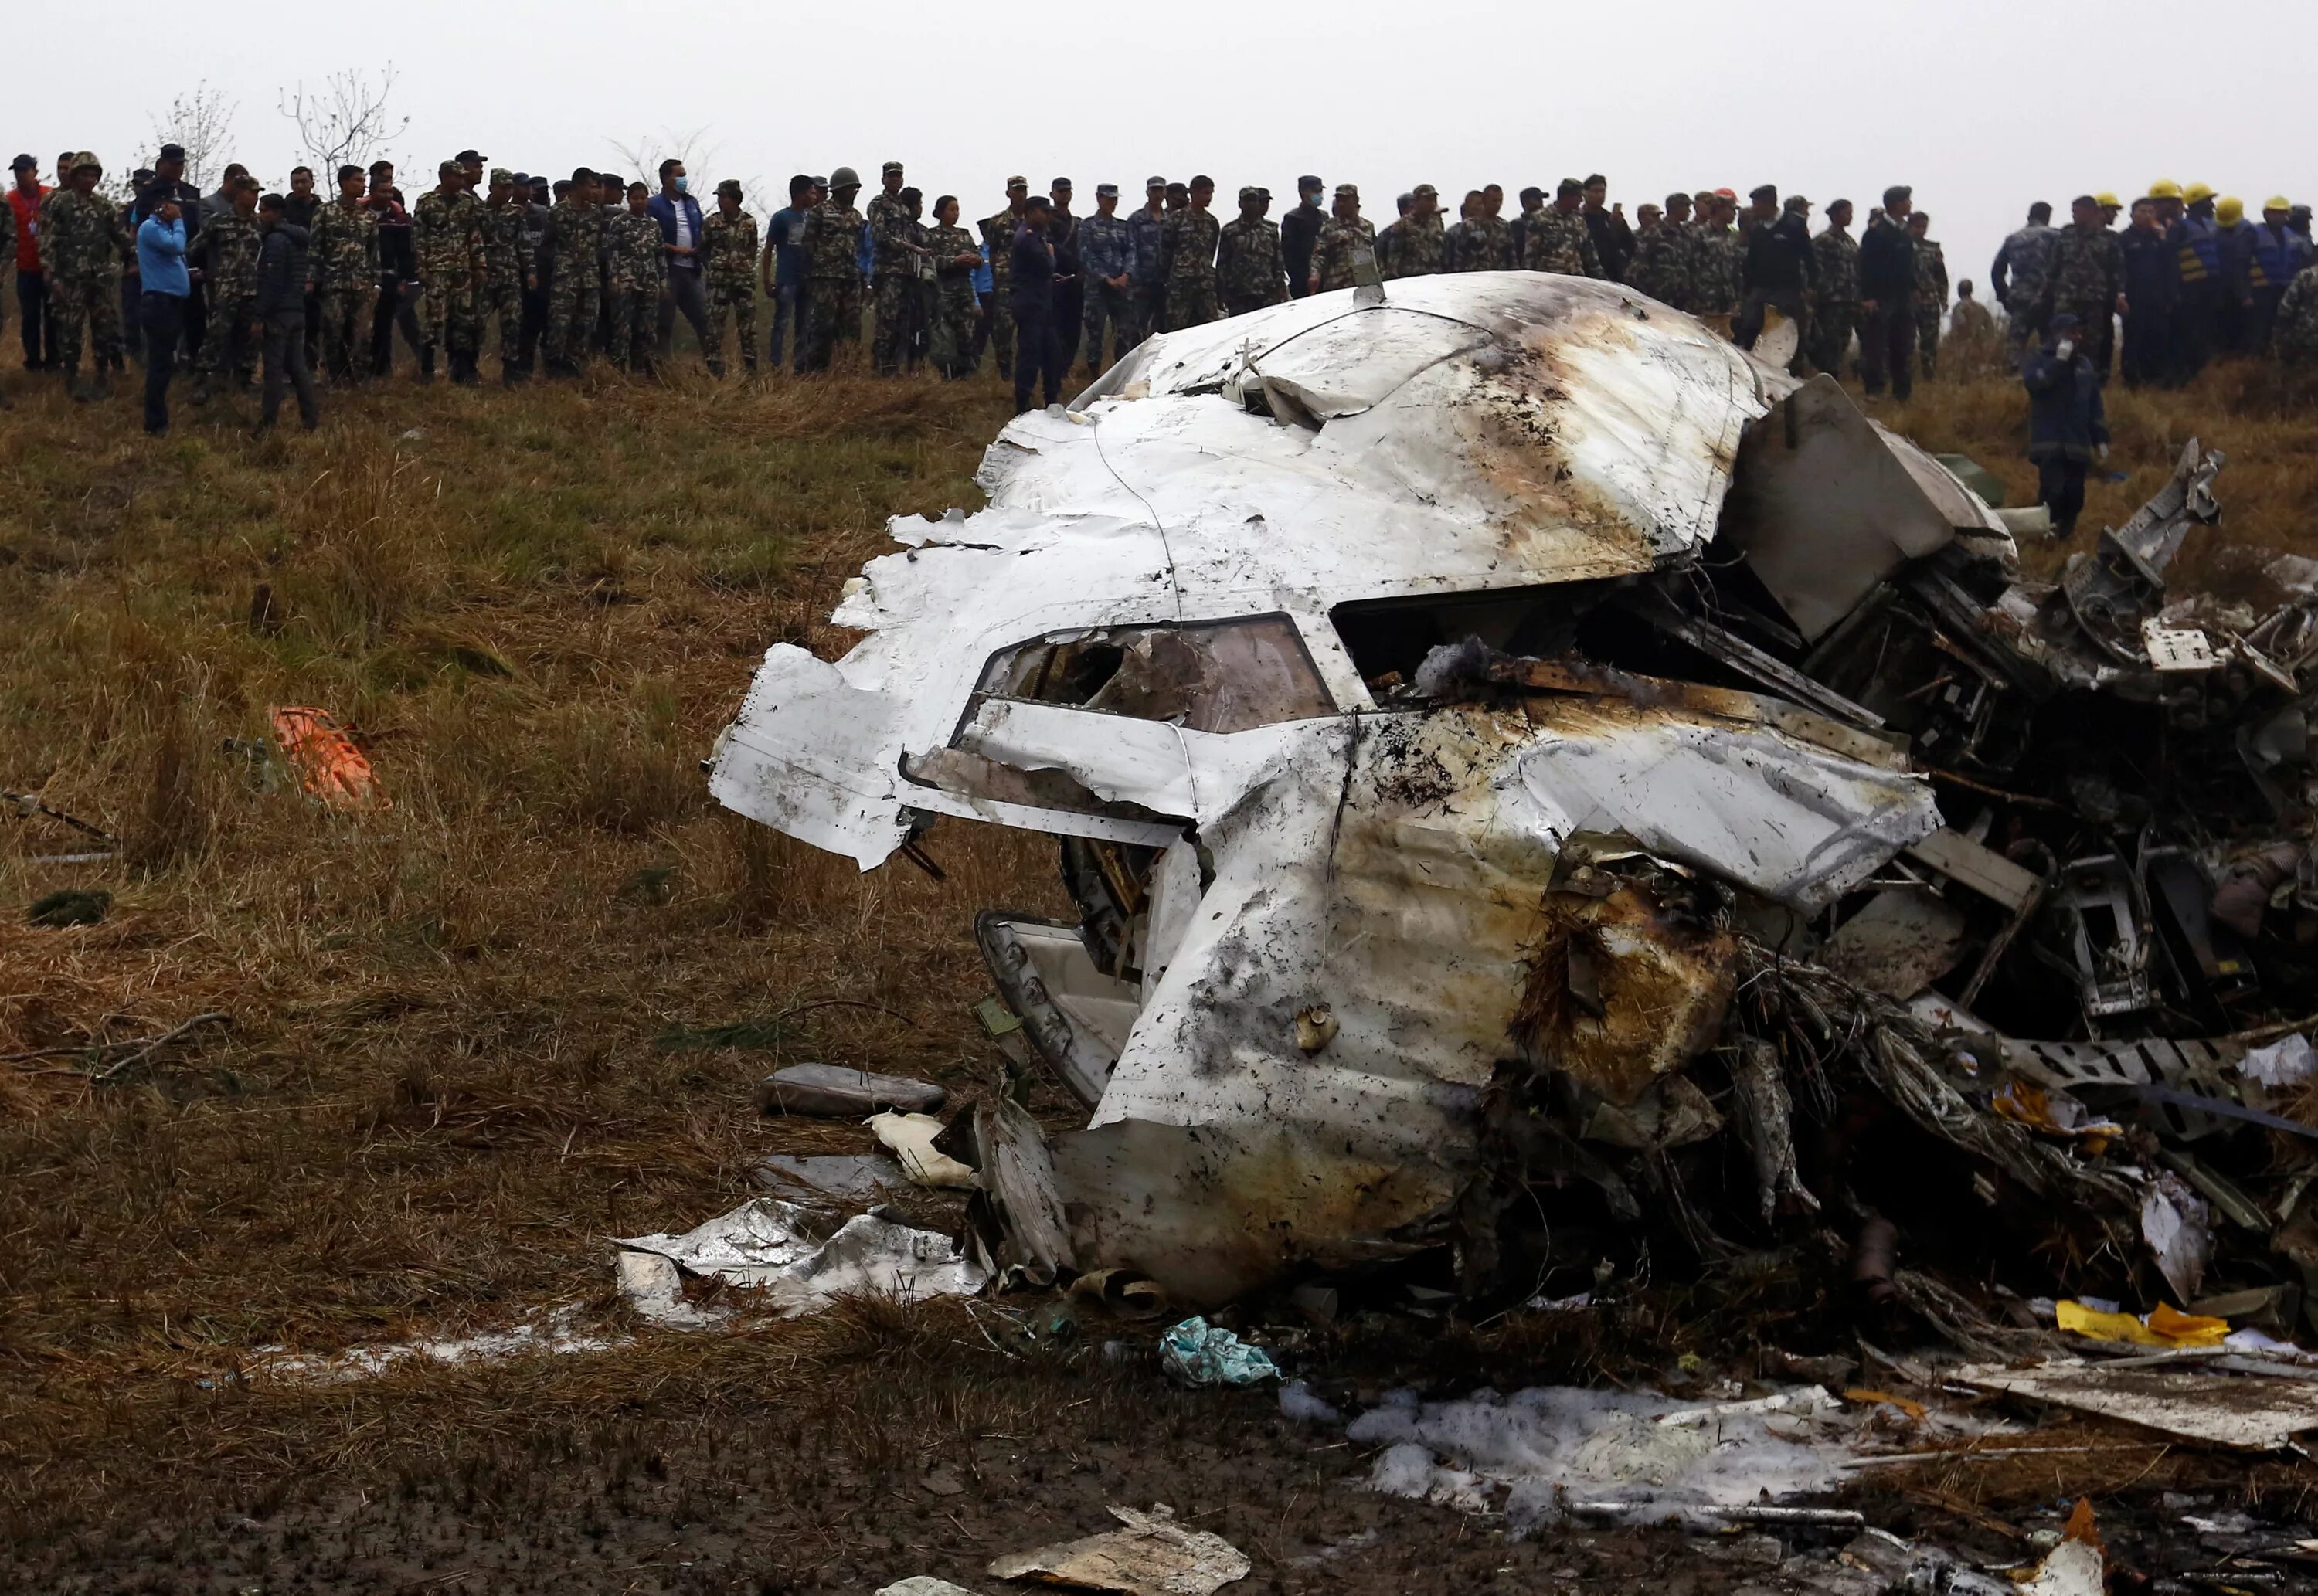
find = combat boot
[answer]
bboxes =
[419,345,437,384]
[191,379,210,406]
[90,369,110,400]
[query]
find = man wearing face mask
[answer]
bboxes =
[649,158,714,363]
[2023,313,2106,539]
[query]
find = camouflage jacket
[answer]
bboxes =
[1913,238,1948,311]
[928,223,981,302]
[979,207,1021,287]
[1690,227,1744,314]
[866,192,917,278]
[1078,212,1133,284]
[2272,263,2318,365]
[609,210,665,293]
[702,208,759,290]
[197,211,262,301]
[2041,224,2122,311]
[546,195,603,272]
[483,202,527,291]
[413,188,483,287]
[42,187,131,287]
[1382,212,1445,279]
[1521,207,1600,277]
[1161,205,1221,287]
[310,197,378,291]
[1811,224,1859,307]
[1314,215,1375,292]
[800,199,865,284]
[1454,213,1514,272]
[1627,220,1692,307]
[1993,222,2059,312]
[1217,215,1286,307]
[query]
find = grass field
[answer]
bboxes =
[3,330,2314,1591]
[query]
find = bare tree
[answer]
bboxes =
[279,66,410,178]
[605,126,722,191]
[143,81,240,188]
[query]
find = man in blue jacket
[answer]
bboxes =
[647,158,714,362]
[762,174,817,370]
[134,196,189,433]
[1009,194,1062,414]
[2023,313,2108,539]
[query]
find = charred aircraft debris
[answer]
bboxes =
[712,274,2318,1347]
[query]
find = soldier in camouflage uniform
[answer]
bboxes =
[2269,260,2318,368]
[482,169,532,382]
[702,179,760,377]
[866,161,927,375]
[607,181,664,373]
[978,177,1028,379]
[413,161,487,384]
[1311,185,1375,294]
[1626,192,1694,307]
[1454,188,1514,272]
[1217,187,1288,318]
[1991,204,2060,365]
[1908,212,1949,378]
[926,195,983,378]
[799,167,867,372]
[45,155,131,397]
[192,175,263,401]
[311,165,379,382]
[1689,195,1745,330]
[1160,175,1223,329]
[543,168,605,375]
[1521,179,1603,277]
[2037,195,2125,379]
[1385,183,1446,279]
[1810,199,1860,377]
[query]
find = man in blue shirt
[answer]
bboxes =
[134,198,190,434]
[761,174,816,370]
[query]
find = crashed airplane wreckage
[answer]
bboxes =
[712,273,2318,1333]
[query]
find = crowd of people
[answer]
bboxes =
[8,144,2318,437]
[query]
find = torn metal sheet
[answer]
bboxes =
[1953,1358,2318,1451]
[987,1504,1249,1596]
[614,1197,987,1316]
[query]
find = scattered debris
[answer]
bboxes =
[1157,1317,1280,1389]
[5,786,114,843]
[1953,1357,2318,1450]
[2016,1500,2107,1596]
[986,1504,1249,1596]
[2,1010,232,1079]
[871,1110,978,1188]
[269,706,386,810]
[614,1196,986,1319]
[876,1580,984,1596]
[751,1152,906,1200]
[26,888,110,928]
[755,1062,947,1117]
[250,1304,619,1384]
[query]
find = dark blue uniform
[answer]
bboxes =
[1009,223,1062,413]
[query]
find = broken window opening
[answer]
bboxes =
[1330,580,1636,693]
[965,615,1336,736]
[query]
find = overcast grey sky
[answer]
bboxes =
[22,0,2314,299]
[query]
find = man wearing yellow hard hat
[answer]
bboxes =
[2246,196,2310,353]
[2170,182,2221,378]
[2095,193,2123,230]
[2214,197,2252,352]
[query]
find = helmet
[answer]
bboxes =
[2216,196,2244,225]
[2265,195,2293,213]
[2148,178,2183,200]
[2182,181,2216,204]
[828,165,860,190]
[2093,192,2121,209]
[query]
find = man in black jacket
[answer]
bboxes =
[1857,184,1918,399]
[1737,186,1813,366]
[1280,175,1325,297]
[252,194,317,434]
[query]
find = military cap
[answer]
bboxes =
[10,153,36,171]
[1095,182,1119,198]
[1783,194,1810,212]
[882,160,903,175]
[132,168,155,185]
[1145,175,1166,190]
[511,171,531,187]
[1557,177,1585,196]
[715,178,743,195]
[1411,182,1438,199]
[1334,183,1358,199]
[489,167,513,186]
[1004,175,1028,190]
[1051,176,1072,190]
[156,142,185,161]
[829,165,860,188]
[1749,183,1778,202]
[1298,174,1323,192]
[457,148,484,164]
[1238,185,1263,202]
[71,151,100,173]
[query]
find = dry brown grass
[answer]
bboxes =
[4,340,2315,1568]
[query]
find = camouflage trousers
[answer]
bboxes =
[544,270,599,371]
[1164,279,1219,331]
[49,273,123,376]
[318,286,375,379]
[800,277,862,372]
[420,281,481,358]
[706,282,757,374]
[984,296,1014,378]
[872,275,916,374]
[930,283,979,375]
[195,292,257,380]
[1082,280,1134,372]
[1915,307,1941,377]
[608,287,656,371]
[1812,304,1857,377]
[491,284,525,372]
[1222,286,1286,321]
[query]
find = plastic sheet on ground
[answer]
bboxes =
[614,1197,986,1319]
